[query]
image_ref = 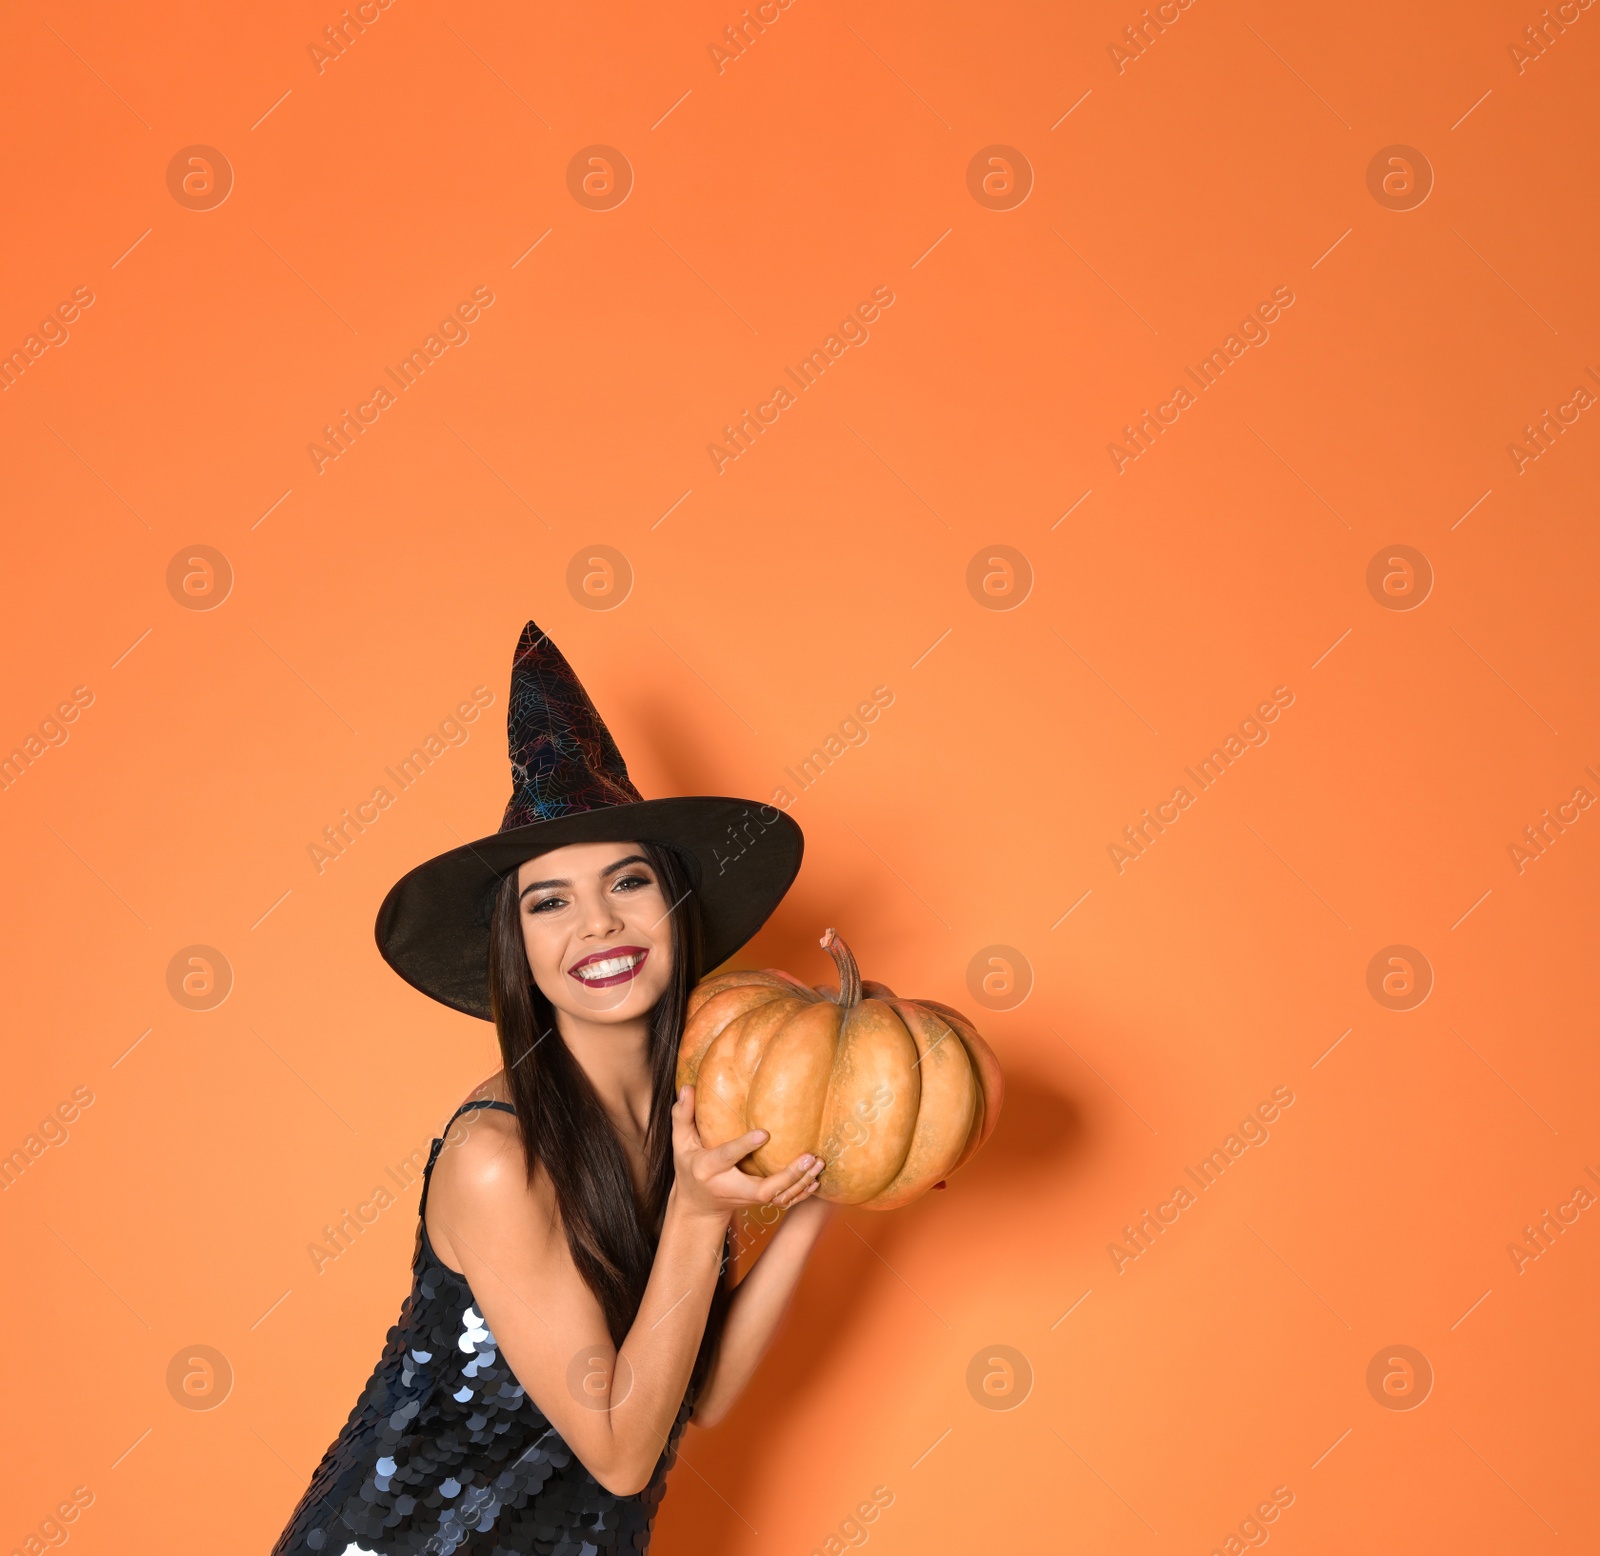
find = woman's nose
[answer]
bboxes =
[577,888,625,935]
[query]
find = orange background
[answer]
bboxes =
[3,0,1597,1550]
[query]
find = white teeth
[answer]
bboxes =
[574,953,642,981]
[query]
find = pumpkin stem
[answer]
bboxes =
[819,928,861,1009]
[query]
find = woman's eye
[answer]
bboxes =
[613,874,653,893]
[528,896,565,914]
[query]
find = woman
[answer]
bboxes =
[273,621,824,1555]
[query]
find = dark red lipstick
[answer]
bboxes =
[567,945,649,989]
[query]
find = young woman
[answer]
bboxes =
[272,622,820,1554]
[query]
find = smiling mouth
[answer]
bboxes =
[567,947,649,989]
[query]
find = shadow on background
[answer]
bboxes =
[675,1062,1087,1552]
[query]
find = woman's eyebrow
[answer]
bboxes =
[518,854,651,899]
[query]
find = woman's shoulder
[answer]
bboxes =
[432,1076,548,1213]
[426,1085,557,1274]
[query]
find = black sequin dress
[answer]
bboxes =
[272,1100,696,1556]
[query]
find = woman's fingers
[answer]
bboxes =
[672,1085,705,1148]
[775,1174,815,1205]
[699,1126,770,1174]
[779,1152,822,1186]
[762,1155,824,1205]
[774,1169,823,1209]
[673,1100,829,1211]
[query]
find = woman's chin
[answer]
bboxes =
[552,979,669,1025]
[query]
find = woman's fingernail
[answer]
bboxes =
[799,1154,814,1167]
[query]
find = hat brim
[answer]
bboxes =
[374,797,803,1021]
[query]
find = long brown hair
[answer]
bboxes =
[487,838,732,1399]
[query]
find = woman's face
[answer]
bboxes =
[515,841,675,1024]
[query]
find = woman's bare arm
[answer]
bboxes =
[425,1089,822,1496]
[691,1196,835,1428]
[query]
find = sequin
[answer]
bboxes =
[272,1101,694,1555]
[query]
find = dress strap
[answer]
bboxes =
[444,1097,517,1130]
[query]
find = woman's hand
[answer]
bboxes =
[671,1084,824,1225]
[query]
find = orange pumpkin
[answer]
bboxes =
[676,929,1004,1208]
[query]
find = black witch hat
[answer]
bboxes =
[375,621,803,1020]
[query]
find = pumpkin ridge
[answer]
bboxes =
[812,998,920,1204]
[918,1000,1004,1170]
[677,984,792,1088]
[745,999,841,1177]
[692,996,806,1158]
[687,967,818,1024]
[857,1001,975,1210]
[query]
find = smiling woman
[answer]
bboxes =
[519,848,666,992]
[272,621,821,1555]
